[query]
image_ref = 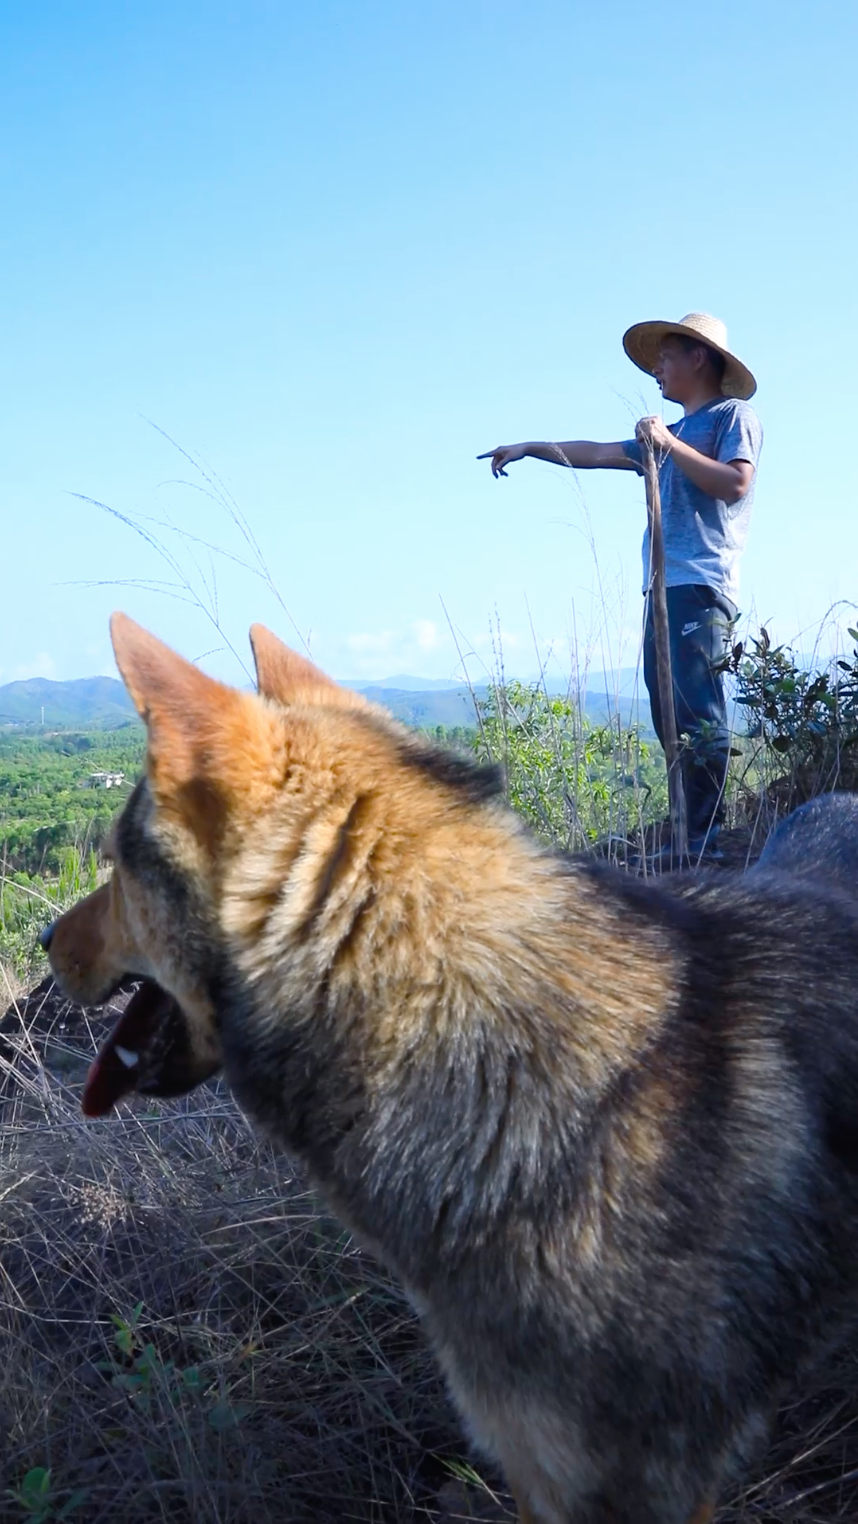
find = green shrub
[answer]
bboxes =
[473,680,668,854]
[0,845,100,986]
[731,625,858,806]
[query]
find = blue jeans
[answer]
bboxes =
[643,584,736,844]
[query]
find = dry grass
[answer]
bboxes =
[0,985,505,1523]
[2,980,858,1524]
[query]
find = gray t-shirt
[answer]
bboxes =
[622,398,763,604]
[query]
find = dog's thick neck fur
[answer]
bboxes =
[203,718,683,1283]
[221,737,679,1087]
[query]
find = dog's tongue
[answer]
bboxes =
[82,980,183,1117]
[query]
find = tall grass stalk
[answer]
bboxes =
[0,844,100,987]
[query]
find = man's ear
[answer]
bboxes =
[249,624,366,710]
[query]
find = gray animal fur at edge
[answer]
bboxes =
[752,792,858,893]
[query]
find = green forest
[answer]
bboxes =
[0,726,145,978]
[0,727,146,876]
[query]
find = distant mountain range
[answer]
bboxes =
[353,684,484,728]
[0,671,649,731]
[339,670,648,727]
[0,674,483,730]
[343,674,469,692]
[0,677,138,728]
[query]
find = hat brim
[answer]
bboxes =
[622,320,757,401]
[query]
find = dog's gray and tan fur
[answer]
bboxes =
[44,617,858,1524]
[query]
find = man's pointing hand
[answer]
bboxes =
[477,444,528,478]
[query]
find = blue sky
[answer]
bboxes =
[2,0,857,689]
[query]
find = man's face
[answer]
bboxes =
[652,336,697,403]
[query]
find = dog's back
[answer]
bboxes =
[752,791,858,894]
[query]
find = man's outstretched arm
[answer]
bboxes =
[477,441,638,478]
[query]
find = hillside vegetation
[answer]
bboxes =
[0,730,144,874]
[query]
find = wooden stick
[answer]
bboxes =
[642,438,687,861]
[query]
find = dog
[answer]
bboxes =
[42,614,858,1524]
[751,789,858,894]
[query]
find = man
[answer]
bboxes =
[479,312,763,863]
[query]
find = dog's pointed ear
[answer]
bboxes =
[249,624,335,700]
[249,624,366,710]
[110,613,279,848]
[110,613,248,788]
[111,613,229,737]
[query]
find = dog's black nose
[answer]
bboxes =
[39,922,55,952]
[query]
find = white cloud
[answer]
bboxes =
[345,630,397,656]
[338,620,462,679]
[471,628,522,651]
[13,652,57,680]
[411,618,442,651]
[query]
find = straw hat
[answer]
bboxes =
[622,312,756,400]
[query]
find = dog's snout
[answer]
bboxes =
[39,922,55,952]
